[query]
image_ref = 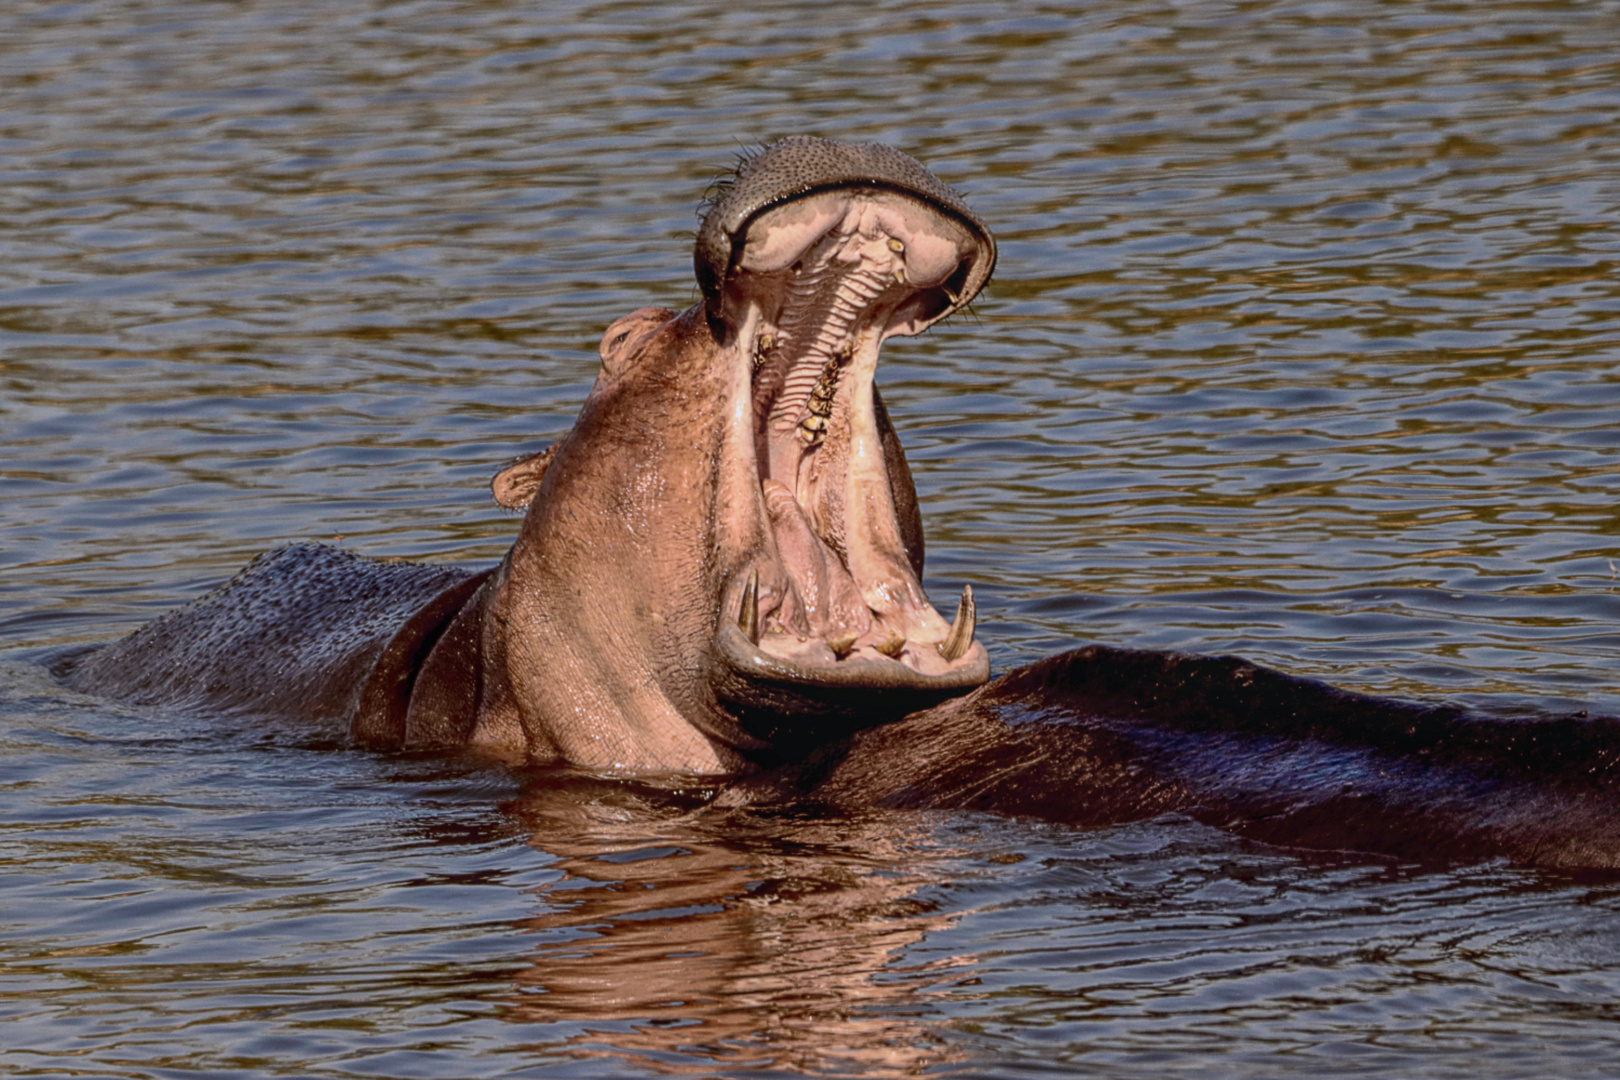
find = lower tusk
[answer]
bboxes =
[827,631,858,658]
[937,584,976,663]
[739,569,760,646]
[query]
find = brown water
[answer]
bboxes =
[3,1,1620,1076]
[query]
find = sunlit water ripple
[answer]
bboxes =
[3,1,1619,1077]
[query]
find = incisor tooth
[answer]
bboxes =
[937,584,976,663]
[826,632,858,658]
[738,569,759,646]
[873,630,907,658]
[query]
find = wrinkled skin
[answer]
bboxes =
[63,137,1620,872]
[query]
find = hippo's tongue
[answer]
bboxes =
[761,479,870,644]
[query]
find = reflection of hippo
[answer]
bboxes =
[64,137,1620,871]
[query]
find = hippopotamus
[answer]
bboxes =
[62,137,1620,871]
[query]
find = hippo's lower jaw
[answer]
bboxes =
[709,620,989,750]
[693,139,998,731]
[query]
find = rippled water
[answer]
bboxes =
[4,0,1620,1076]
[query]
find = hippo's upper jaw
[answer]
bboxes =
[695,138,996,741]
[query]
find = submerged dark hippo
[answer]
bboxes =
[65,137,1620,871]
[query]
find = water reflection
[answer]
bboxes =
[502,778,972,1075]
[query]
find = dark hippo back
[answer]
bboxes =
[63,544,473,727]
[729,645,1620,872]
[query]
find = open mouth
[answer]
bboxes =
[698,139,997,724]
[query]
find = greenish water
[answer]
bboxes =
[3,1,1619,1076]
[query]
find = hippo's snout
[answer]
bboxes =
[696,136,996,337]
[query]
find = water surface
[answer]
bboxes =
[4,1,1620,1076]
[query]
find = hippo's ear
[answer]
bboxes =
[491,444,557,510]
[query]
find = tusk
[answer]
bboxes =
[739,569,759,646]
[937,584,975,663]
[826,631,858,658]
